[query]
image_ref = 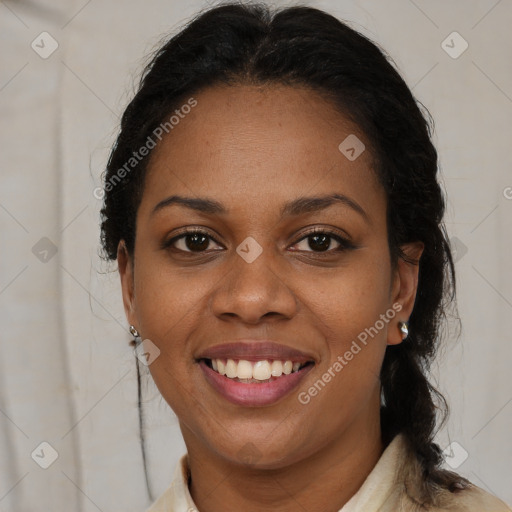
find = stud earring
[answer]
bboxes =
[129,325,140,339]
[398,321,409,340]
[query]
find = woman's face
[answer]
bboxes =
[118,84,422,468]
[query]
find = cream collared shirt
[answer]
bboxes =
[144,434,511,512]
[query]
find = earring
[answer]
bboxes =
[398,321,409,340]
[129,325,141,339]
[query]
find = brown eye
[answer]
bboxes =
[305,233,333,252]
[291,229,354,253]
[181,232,210,252]
[163,229,223,253]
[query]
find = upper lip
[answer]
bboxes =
[197,341,316,363]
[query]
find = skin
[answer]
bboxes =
[118,83,424,512]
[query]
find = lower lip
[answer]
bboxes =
[198,360,314,407]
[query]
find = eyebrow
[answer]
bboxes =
[150,193,370,223]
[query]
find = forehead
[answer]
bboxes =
[140,83,384,221]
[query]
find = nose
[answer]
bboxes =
[209,242,298,325]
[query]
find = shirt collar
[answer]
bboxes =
[339,433,406,511]
[144,453,196,511]
[145,433,407,512]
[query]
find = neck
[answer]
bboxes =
[184,409,385,512]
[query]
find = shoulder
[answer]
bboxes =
[394,436,511,512]
[399,471,512,512]
[438,484,512,512]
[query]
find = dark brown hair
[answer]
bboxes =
[99,1,467,502]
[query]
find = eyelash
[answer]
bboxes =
[161,227,356,255]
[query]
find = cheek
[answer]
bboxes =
[297,249,392,396]
[132,265,210,417]
[133,260,210,340]
[298,249,392,340]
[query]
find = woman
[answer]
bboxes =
[99,3,511,511]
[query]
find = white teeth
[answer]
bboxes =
[237,360,253,379]
[270,360,283,376]
[225,359,237,378]
[252,361,271,380]
[209,358,308,381]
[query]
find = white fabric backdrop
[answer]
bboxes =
[1,0,511,510]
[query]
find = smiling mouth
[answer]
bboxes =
[200,358,314,383]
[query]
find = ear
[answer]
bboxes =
[387,241,424,346]
[117,239,137,329]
